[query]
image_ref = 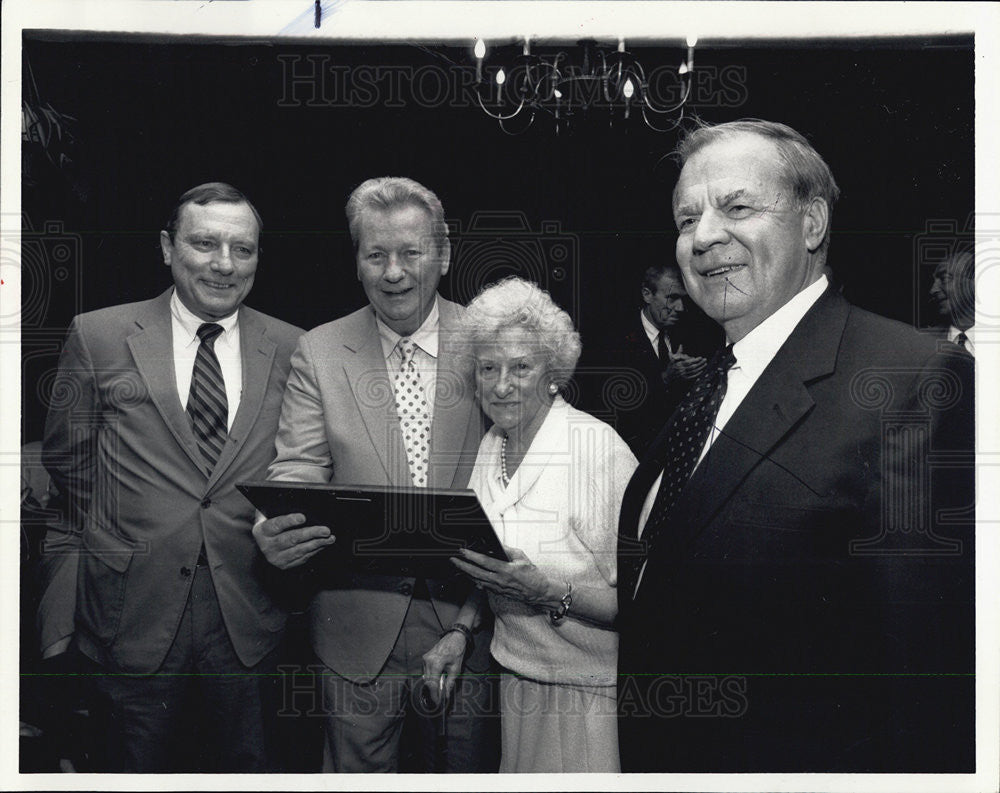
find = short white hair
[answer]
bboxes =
[460,277,581,388]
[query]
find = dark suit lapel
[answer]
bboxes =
[342,309,410,485]
[626,315,661,376]
[431,299,475,489]
[208,308,276,487]
[126,290,205,474]
[650,287,850,561]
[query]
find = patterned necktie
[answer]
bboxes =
[187,322,228,474]
[392,337,431,487]
[955,331,969,352]
[623,344,736,590]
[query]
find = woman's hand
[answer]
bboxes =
[420,629,468,708]
[451,546,561,608]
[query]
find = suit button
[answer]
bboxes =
[200,498,211,509]
[180,566,192,577]
[399,582,413,596]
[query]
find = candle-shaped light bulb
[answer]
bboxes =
[686,34,696,73]
[523,38,531,56]
[495,67,505,102]
[474,38,486,83]
[678,62,688,76]
[623,78,635,99]
[618,38,626,53]
[686,34,698,48]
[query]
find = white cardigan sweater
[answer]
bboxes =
[469,398,638,687]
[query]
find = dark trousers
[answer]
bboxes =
[84,563,280,772]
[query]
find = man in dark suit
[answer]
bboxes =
[930,248,976,355]
[616,120,975,772]
[38,183,303,771]
[611,264,722,458]
[252,177,496,772]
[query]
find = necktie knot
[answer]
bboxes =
[398,337,417,367]
[955,331,969,350]
[196,322,224,346]
[715,343,737,374]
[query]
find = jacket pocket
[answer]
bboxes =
[77,529,135,644]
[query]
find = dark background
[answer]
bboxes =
[21,33,975,442]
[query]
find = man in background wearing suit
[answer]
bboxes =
[38,183,303,771]
[612,264,721,458]
[252,177,496,772]
[617,120,975,772]
[930,248,976,355]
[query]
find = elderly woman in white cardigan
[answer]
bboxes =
[450,277,637,773]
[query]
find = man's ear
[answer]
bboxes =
[802,197,829,253]
[438,238,452,277]
[160,230,173,266]
[641,287,653,306]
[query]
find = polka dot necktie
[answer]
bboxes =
[392,337,431,487]
[630,343,736,579]
[187,322,228,474]
[955,331,969,352]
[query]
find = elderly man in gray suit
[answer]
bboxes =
[253,177,497,773]
[39,183,303,771]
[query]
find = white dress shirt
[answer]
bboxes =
[171,289,242,430]
[640,309,675,360]
[375,296,440,419]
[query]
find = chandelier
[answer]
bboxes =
[473,36,697,134]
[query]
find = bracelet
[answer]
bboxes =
[442,623,474,655]
[549,581,573,623]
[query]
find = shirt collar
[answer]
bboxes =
[639,309,661,347]
[730,274,829,379]
[170,288,239,345]
[948,324,976,349]
[376,295,441,359]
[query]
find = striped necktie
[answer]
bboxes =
[187,322,228,473]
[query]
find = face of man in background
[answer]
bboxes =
[355,203,450,336]
[642,271,687,330]
[161,201,260,321]
[672,132,827,342]
[930,252,974,327]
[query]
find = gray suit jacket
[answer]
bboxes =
[39,288,303,673]
[267,297,488,683]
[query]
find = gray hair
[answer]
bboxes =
[674,118,841,252]
[641,263,684,296]
[344,176,448,253]
[461,277,582,389]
